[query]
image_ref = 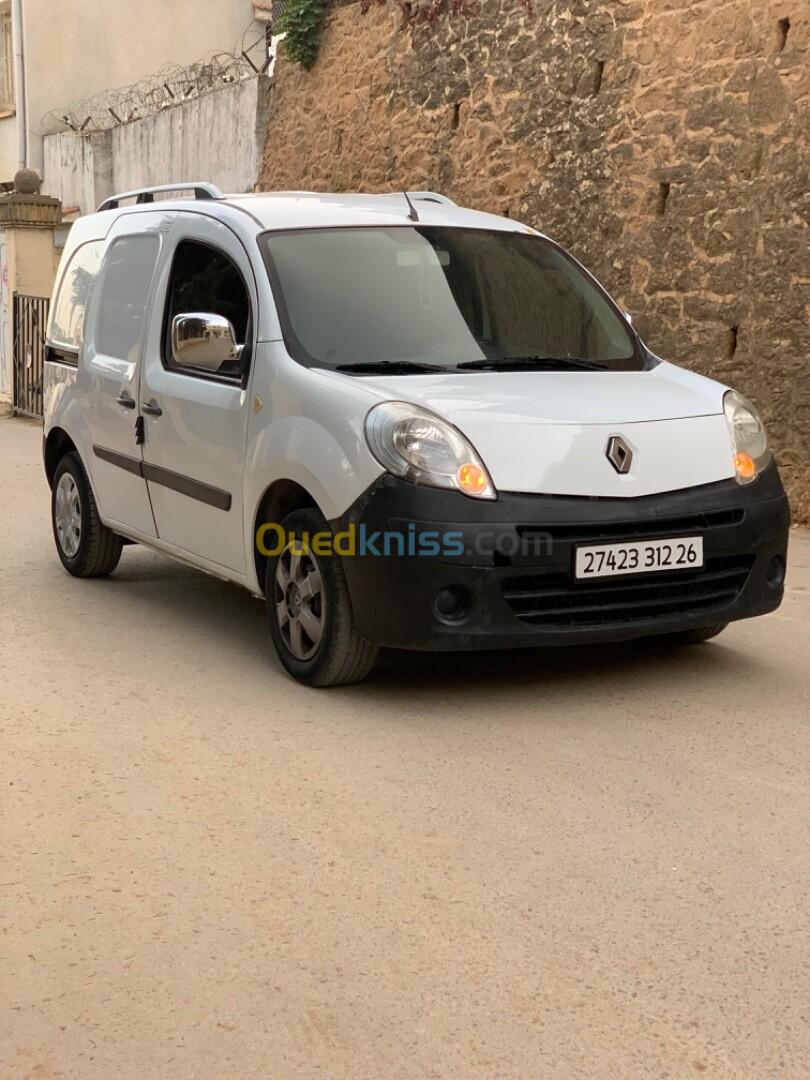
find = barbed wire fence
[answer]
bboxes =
[42,18,277,136]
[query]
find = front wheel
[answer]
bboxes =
[52,452,123,577]
[265,507,379,687]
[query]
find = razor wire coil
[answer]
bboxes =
[42,21,272,135]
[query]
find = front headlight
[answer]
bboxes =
[365,401,497,499]
[723,390,771,484]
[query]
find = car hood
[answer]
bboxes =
[351,360,726,426]
[322,360,737,498]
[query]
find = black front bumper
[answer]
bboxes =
[332,465,791,651]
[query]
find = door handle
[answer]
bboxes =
[116,392,136,410]
[141,399,163,417]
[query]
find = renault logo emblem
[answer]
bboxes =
[606,435,633,474]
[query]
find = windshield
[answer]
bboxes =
[260,226,643,372]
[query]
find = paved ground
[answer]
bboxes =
[2,416,809,1080]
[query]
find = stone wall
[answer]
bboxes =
[260,0,809,520]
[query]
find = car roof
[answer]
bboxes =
[224,191,535,234]
[87,190,539,237]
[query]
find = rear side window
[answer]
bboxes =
[96,235,160,361]
[49,240,104,352]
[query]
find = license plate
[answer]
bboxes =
[575,536,704,580]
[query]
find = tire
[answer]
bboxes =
[265,507,379,687]
[52,452,123,578]
[662,623,728,646]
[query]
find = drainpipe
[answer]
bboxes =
[11,0,28,169]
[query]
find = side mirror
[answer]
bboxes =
[171,312,242,373]
[624,310,650,342]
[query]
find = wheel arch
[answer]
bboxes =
[252,479,321,596]
[44,427,79,488]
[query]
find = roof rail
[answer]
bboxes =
[97,182,224,213]
[404,191,456,206]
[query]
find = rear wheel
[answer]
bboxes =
[662,623,728,646]
[52,452,123,578]
[265,507,379,687]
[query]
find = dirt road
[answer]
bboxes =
[2,416,809,1079]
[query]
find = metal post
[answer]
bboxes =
[11,0,28,169]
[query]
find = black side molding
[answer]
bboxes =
[142,461,231,512]
[92,445,232,511]
[93,445,142,477]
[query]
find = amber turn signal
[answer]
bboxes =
[734,451,757,482]
[457,463,488,494]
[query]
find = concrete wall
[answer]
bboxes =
[0,0,256,179]
[43,77,271,215]
[41,133,111,216]
[4,226,60,296]
[111,78,271,198]
[260,0,810,522]
[0,229,11,399]
[0,222,64,398]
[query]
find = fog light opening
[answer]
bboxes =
[433,586,473,626]
[766,555,786,590]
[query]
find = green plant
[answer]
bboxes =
[278,0,329,69]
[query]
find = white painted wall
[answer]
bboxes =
[43,77,270,216]
[112,78,269,197]
[42,132,112,214]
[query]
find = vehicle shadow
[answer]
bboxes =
[98,546,768,704]
[366,633,762,697]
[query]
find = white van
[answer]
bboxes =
[43,183,790,686]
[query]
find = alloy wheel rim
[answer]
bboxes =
[274,542,324,661]
[54,473,82,557]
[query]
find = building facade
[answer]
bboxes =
[0,0,266,405]
[0,0,259,185]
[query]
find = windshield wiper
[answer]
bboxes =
[335,360,446,375]
[457,355,609,372]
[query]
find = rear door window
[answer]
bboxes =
[96,235,160,362]
[48,240,104,353]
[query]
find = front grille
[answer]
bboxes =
[501,554,755,628]
[516,507,745,546]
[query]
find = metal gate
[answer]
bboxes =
[13,294,49,419]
